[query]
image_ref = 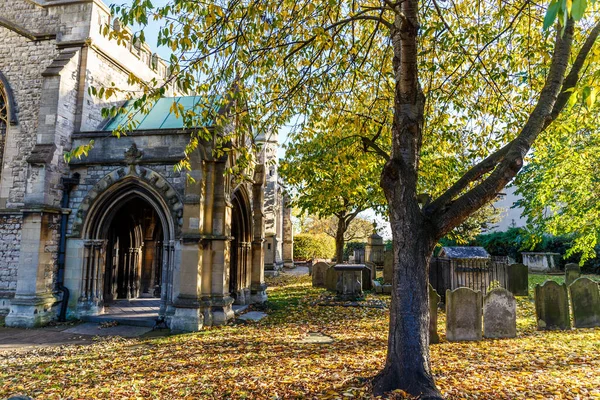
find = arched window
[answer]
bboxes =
[0,80,7,177]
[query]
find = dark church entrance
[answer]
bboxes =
[229,189,252,304]
[103,197,163,303]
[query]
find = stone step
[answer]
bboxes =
[80,314,158,328]
[232,305,249,316]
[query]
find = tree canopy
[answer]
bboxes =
[98,0,600,396]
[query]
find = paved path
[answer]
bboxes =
[283,265,310,276]
[0,325,97,352]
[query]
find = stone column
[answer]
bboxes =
[209,159,235,324]
[251,165,267,303]
[282,194,294,268]
[5,210,60,327]
[170,151,204,332]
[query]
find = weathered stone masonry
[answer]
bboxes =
[0,0,287,330]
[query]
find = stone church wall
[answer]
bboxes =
[0,26,58,206]
[0,214,22,314]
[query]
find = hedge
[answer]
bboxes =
[293,233,336,260]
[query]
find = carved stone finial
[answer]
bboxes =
[124,143,143,165]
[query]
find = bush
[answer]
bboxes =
[472,229,600,272]
[293,234,335,260]
[343,242,365,261]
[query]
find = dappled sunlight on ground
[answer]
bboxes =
[0,274,599,399]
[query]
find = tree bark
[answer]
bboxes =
[372,0,442,397]
[335,216,346,263]
[372,210,440,398]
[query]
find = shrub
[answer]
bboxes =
[343,241,365,261]
[293,233,335,260]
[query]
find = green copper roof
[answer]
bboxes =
[102,96,219,131]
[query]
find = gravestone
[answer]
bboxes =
[365,261,377,281]
[534,280,570,330]
[569,277,600,328]
[507,263,528,296]
[446,287,482,341]
[565,263,581,287]
[429,284,440,344]
[312,262,330,288]
[483,288,516,338]
[362,262,376,290]
[383,251,393,284]
[325,266,337,291]
[333,265,365,300]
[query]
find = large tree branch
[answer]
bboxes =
[428,18,600,222]
[434,18,577,237]
[425,141,513,215]
[547,20,600,124]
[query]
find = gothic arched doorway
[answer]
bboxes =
[80,179,176,315]
[229,188,252,304]
[103,197,163,302]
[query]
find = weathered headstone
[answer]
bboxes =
[569,277,600,328]
[312,262,330,288]
[534,280,570,330]
[362,268,373,290]
[446,287,483,342]
[565,263,581,287]
[373,280,383,293]
[507,263,528,296]
[383,251,393,284]
[364,261,377,281]
[325,266,337,291]
[483,288,517,338]
[429,284,440,344]
[334,265,365,300]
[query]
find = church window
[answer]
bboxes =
[0,80,8,177]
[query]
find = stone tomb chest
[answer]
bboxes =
[333,264,367,300]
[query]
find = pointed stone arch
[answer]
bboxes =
[0,72,17,181]
[0,72,18,125]
[71,166,184,316]
[229,184,253,304]
[71,166,184,239]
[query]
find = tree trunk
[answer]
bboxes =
[335,217,346,263]
[372,175,442,398]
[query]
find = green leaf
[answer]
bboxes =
[543,0,560,30]
[571,0,587,20]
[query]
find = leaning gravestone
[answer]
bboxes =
[446,287,483,341]
[365,261,377,281]
[325,266,338,291]
[507,263,528,296]
[565,263,581,287]
[383,252,393,284]
[312,262,330,288]
[429,284,440,344]
[362,268,373,290]
[483,288,517,338]
[569,277,600,328]
[534,280,570,330]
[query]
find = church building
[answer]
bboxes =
[0,0,292,331]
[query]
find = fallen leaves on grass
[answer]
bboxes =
[0,275,599,399]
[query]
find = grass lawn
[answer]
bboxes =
[1,273,599,399]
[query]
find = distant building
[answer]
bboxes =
[491,186,526,232]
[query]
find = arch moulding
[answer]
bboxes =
[71,166,184,239]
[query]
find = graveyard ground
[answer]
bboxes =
[1,273,599,399]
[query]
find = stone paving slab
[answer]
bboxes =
[63,323,152,338]
[297,332,334,344]
[0,326,95,352]
[238,311,267,322]
[283,266,309,276]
